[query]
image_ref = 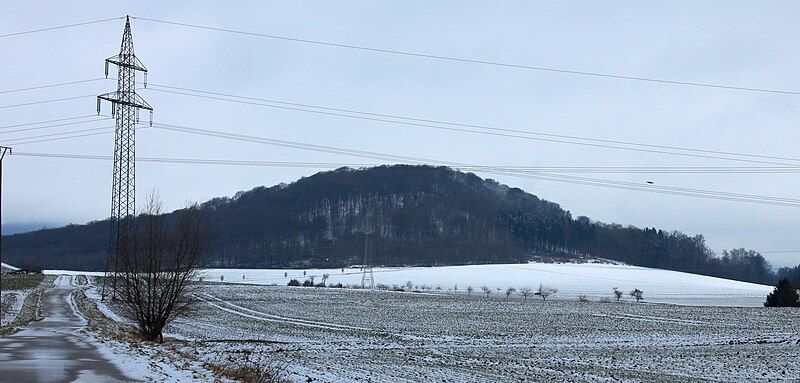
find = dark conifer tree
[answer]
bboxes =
[764,278,800,307]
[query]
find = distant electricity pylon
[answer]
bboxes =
[97,16,152,299]
[360,209,375,289]
[0,146,11,323]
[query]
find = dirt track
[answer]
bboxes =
[0,275,132,382]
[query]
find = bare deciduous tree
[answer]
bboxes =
[505,287,516,299]
[117,194,209,342]
[481,286,491,297]
[630,288,644,302]
[520,287,532,301]
[466,286,474,295]
[405,281,413,291]
[537,284,558,301]
[613,287,623,301]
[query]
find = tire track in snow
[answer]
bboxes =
[197,293,409,336]
[592,312,718,326]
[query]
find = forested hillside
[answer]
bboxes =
[2,165,776,284]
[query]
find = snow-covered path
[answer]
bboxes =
[0,276,131,382]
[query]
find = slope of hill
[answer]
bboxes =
[2,165,776,284]
[197,262,773,307]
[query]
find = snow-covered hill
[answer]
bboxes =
[198,262,772,307]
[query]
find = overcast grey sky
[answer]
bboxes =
[2,1,798,266]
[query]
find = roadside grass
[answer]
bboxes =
[1,274,44,291]
[77,282,290,382]
[0,275,55,335]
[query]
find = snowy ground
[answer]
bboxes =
[0,291,28,326]
[51,263,792,381]
[145,283,798,382]
[1,290,28,326]
[192,262,773,307]
[66,275,228,382]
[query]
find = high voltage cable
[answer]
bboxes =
[4,80,797,166]
[14,146,800,206]
[147,122,800,207]
[0,17,123,38]
[13,152,800,173]
[0,117,112,135]
[0,94,96,109]
[4,126,116,144]
[153,83,800,164]
[0,115,100,130]
[144,86,800,167]
[3,121,145,146]
[153,121,800,204]
[151,122,796,205]
[6,128,116,146]
[4,106,795,203]
[132,16,800,96]
[0,78,109,94]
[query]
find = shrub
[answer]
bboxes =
[578,295,589,303]
[302,279,314,287]
[537,284,558,301]
[613,287,623,301]
[630,288,644,302]
[764,278,800,307]
[221,352,288,383]
[287,279,301,287]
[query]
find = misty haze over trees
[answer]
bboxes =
[2,165,780,285]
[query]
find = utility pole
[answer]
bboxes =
[98,16,152,300]
[0,146,10,325]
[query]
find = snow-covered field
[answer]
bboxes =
[152,283,798,382]
[194,262,772,307]
[65,263,798,383]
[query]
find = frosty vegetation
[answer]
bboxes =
[114,194,209,342]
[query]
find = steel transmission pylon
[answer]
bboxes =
[361,210,375,289]
[97,16,152,300]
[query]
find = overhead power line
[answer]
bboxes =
[144,121,800,207]
[13,152,800,174]
[4,126,116,144]
[4,79,797,166]
[0,94,96,109]
[133,16,800,96]
[5,127,116,146]
[0,117,112,135]
[2,120,146,146]
[0,115,100,130]
[144,85,800,167]
[0,78,109,94]
[0,17,123,38]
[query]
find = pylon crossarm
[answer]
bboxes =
[98,92,153,111]
[105,55,148,72]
